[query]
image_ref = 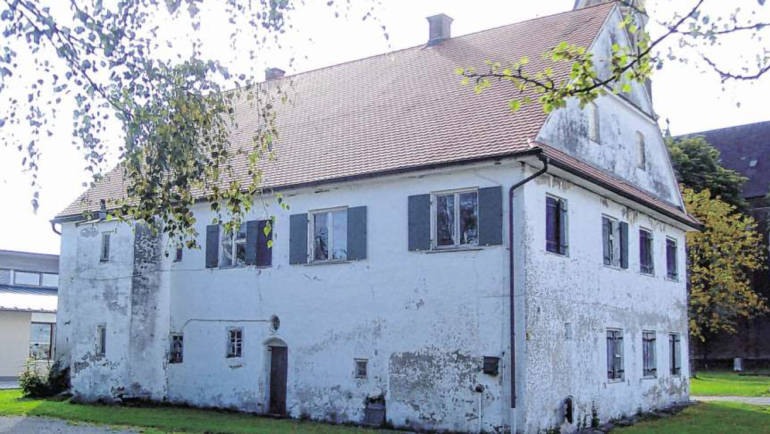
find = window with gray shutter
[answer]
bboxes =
[640,228,654,275]
[245,219,272,267]
[347,207,367,260]
[205,225,219,268]
[619,222,629,269]
[642,331,656,377]
[546,195,568,255]
[289,214,308,264]
[607,329,624,380]
[408,194,431,251]
[666,238,678,280]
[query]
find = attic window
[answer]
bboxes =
[587,102,600,143]
[636,132,646,169]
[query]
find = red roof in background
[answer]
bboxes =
[52,2,699,229]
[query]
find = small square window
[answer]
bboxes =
[483,356,500,376]
[226,328,243,358]
[355,359,368,379]
[169,334,183,363]
[100,233,111,262]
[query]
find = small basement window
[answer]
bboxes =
[226,327,243,358]
[169,334,183,364]
[607,329,624,381]
[96,324,106,357]
[355,359,368,379]
[100,233,111,262]
[433,189,478,248]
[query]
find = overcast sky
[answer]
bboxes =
[1,0,768,255]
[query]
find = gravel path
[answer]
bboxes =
[692,395,770,405]
[0,416,138,434]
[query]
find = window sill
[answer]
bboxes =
[545,250,569,258]
[424,246,483,254]
[640,271,656,278]
[666,276,679,282]
[642,375,657,380]
[607,378,625,384]
[603,264,625,271]
[305,259,352,266]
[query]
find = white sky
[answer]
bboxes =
[1,0,768,255]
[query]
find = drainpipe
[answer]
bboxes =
[50,221,61,235]
[509,152,549,409]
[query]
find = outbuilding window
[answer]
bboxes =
[433,190,478,248]
[607,329,624,381]
[226,327,243,358]
[29,322,54,360]
[670,333,681,376]
[546,195,568,255]
[639,229,654,275]
[666,238,678,280]
[642,331,657,378]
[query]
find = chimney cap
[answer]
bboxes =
[265,67,286,81]
[426,13,453,45]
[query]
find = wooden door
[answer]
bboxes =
[269,346,288,415]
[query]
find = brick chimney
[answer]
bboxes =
[426,14,453,45]
[265,67,285,81]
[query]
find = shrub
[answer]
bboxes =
[19,359,70,398]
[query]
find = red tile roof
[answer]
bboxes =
[58,4,646,220]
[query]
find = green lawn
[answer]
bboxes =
[0,389,388,433]
[690,371,770,397]
[616,402,770,434]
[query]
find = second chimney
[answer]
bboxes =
[426,13,453,45]
[265,67,286,81]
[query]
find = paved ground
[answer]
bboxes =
[693,395,770,405]
[0,416,137,434]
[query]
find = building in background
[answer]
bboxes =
[682,121,770,368]
[0,250,59,381]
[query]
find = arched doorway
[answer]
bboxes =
[264,338,287,415]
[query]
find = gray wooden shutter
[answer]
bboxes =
[347,206,367,260]
[257,219,272,267]
[408,194,431,251]
[289,213,308,265]
[619,221,629,269]
[478,186,503,246]
[602,217,612,265]
[559,199,568,255]
[245,220,259,266]
[205,224,219,268]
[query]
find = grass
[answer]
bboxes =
[0,389,389,433]
[690,371,770,397]
[616,401,770,433]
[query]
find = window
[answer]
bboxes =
[607,329,624,380]
[670,333,681,376]
[636,132,646,169]
[311,208,348,261]
[29,323,54,360]
[96,325,106,357]
[174,247,183,263]
[41,273,58,287]
[433,190,479,248]
[221,224,247,267]
[602,217,629,268]
[355,359,368,379]
[226,328,243,358]
[666,238,678,280]
[14,271,40,286]
[587,102,600,143]
[546,196,568,255]
[639,229,654,275]
[100,233,111,262]
[642,331,657,377]
[169,334,183,363]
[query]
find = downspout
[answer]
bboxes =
[509,151,549,408]
[50,221,61,235]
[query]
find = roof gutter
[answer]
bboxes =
[509,150,549,408]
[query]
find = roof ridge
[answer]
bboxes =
[681,119,770,137]
[271,3,616,83]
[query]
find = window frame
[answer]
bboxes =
[40,273,58,288]
[354,358,368,379]
[96,324,106,357]
[13,270,41,286]
[588,102,600,143]
[606,328,624,381]
[602,215,622,268]
[226,327,244,359]
[636,131,646,169]
[642,330,657,378]
[666,237,678,280]
[169,333,184,364]
[308,206,349,263]
[220,224,247,268]
[29,322,54,360]
[639,228,654,275]
[100,232,111,263]
[430,188,480,250]
[670,333,682,376]
[545,195,568,256]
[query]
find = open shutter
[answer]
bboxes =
[408,194,431,251]
[558,199,568,255]
[606,333,613,379]
[205,224,219,268]
[619,222,629,269]
[257,219,272,267]
[347,206,367,260]
[546,197,557,253]
[289,213,308,265]
[478,186,503,246]
[245,220,259,266]
[602,217,612,265]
